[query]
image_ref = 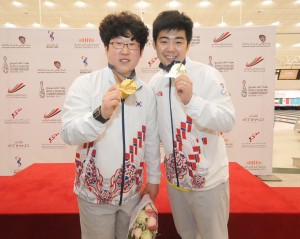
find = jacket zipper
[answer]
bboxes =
[169,78,180,187]
[119,99,126,205]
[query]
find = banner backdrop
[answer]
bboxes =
[0,26,276,176]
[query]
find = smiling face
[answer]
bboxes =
[153,29,190,67]
[106,36,143,77]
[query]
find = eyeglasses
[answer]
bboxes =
[109,41,140,50]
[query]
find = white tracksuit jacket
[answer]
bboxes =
[61,67,161,205]
[149,58,235,191]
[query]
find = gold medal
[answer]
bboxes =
[117,79,137,99]
[165,62,187,78]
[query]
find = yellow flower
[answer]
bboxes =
[141,229,152,239]
[137,210,149,224]
[133,228,142,238]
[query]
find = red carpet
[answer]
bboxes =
[0,162,300,239]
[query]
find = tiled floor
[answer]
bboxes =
[263,110,300,187]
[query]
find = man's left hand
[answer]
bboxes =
[141,183,159,202]
[174,75,193,105]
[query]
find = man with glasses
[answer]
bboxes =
[61,11,161,239]
[149,10,235,239]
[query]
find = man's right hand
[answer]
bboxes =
[101,85,121,119]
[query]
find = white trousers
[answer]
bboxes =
[77,195,140,239]
[167,180,229,239]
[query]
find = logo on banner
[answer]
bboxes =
[14,156,23,174]
[40,81,45,98]
[259,35,266,44]
[8,83,26,93]
[1,36,31,49]
[8,140,30,149]
[46,30,58,48]
[141,56,160,74]
[19,36,26,44]
[220,83,231,96]
[49,133,60,143]
[243,114,265,123]
[48,30,55,42]
[2,56,29,74]
[39,81,66,98]
[241,131,266,148]
[6,82,27,99]
[44,108,61,118]
[212,32,233,48]
[209,56,235,72]
[241,34,271,48]
[148,56,158,67]
[43,108,62,123]
[190,35,200,46]
[42,132,66,149]
[241,81,269,97]
[244,56,265,72]
[4,108,30,124]
[246,56,264,67]
[244,160,266,171]
[80,56,92,74]
[54,61,61,69]
[74,37,100,48]
[15,156,22,167]
[37,61,66,73]
[241,80,247,97]
[2,56,9,73]
[11,108,22,118]
[246,160,262,165]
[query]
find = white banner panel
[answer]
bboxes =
[0,27,276,175]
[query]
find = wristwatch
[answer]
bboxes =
[93,106,109,123]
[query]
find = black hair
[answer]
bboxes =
[99,11,149,50]
[152,10,193,45]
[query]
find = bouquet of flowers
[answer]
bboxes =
[127,194,158,239]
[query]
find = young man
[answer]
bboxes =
[149,11,235,239]
[61,11,161,239]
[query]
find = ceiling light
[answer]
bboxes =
[296,22,300,27]
[137,1,149,8]
[294,43,300,47]
[168,1,181,8]
[218,16,227,27]
[295,0,300,3]
[74,1,86,8]
[271,21,280,26]
[199,1,211,7]
[44,1,55,7]
[59,23,69,28]
[245,21,253,26]
[262,0,273,5]
[231,0,241,6]
[4,22,16,28]
[59,17,68,28]
[194,22,201,27]
[276,43,281,48]
[32,23,41,28]
[107,1,117,7]
[86,23,95,28]
[12,1,23,7]
[218,22,227,27]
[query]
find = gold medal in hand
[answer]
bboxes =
[165,62,187,78]
[117,79,137,99]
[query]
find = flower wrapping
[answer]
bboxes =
[127,194,158,239]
